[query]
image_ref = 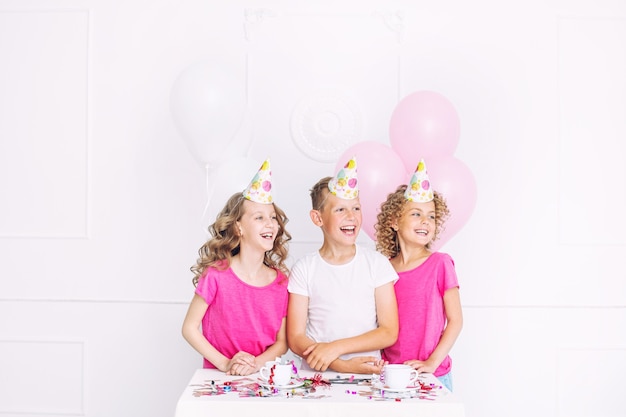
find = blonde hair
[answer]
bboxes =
[309,176,333,211]
[375,186,449,258]
[190,192,292,286]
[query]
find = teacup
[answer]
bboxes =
[383,364,419,389]
[259,363,292,386]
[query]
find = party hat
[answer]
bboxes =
[328,156,358,200]
[404,159,434,202]
[242,158,273,204]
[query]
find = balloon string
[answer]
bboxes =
[201,164,216,237]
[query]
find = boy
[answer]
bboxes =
[287,157,398,374]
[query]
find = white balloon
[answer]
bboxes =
[170,59,247,168]
[203,156,259,224]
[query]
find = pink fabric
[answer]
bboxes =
[195,266,288,369]
[382,252,459,376]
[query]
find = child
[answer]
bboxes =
[375,159,463,391]
[287,157,399,375]
[182,159,292,376]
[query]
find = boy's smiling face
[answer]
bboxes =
[311,191,362,245]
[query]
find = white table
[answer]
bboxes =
[175,368,465,417]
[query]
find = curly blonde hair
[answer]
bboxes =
[190,192,292,286]
[375,185,450,258]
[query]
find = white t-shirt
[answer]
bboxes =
[288,245,398,366]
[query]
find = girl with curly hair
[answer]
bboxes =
[182,159,292,376]
[375,159,463,392]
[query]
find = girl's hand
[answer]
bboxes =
[404,359,437,374]
[226,351,257,375]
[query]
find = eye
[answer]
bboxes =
[429,215,436,220]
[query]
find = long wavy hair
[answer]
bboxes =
[375,185,449,258]
[190,192,292,286]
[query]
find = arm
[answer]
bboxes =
[305,282,399,372]
[227,318,288,376]
[254,318,288,367]
[328,357,387,374]
[181,294,233,372]
[405,287,463,373]
[286,293,316,357]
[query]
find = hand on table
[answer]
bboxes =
[302,342,341,372]
[404,359,437,374]
[331,356,386,374]
[226,351,258,376]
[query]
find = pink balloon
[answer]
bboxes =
[335,142,408,241]
[421,156,477,251]
[389,91,460,171]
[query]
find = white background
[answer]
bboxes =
[1,1,625,416]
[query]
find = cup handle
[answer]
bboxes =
[408,369,419,385]
[371,373,382,386]
[259,366,270,380]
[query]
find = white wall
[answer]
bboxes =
[1,1,625,416]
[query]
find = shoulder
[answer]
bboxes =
[431,251,455,266]
[289,251,319,281]
[291,251,320,270]
[356,244,386,259]
[356,245,397,284]
[357,245,395,266]
[429,252,459,286]
[274,268,289,286]
[198,263,234,284]
[199,259,230,278]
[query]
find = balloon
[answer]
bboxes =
[204,156,259,225]
[335,142,408,241]
[170,59,247,169]
[422,156,477,251]
[389,91,460,170]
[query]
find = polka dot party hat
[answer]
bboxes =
[328,156,358,200]
[404,159,434,202]
[242,158,273,204]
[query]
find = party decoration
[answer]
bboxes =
[404,159,434,203]
[419,156,477,251]
[389,91,460,170]
[290,91,362,162]
[335,142,407,241]
[243,158,273,204]
[204,156,259,224]
[170,58,247,168]
[328,156,358,200]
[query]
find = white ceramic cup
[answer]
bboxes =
[259,363,292,386]
[383,364,419,389]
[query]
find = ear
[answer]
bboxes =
[235,221,243,236]
[310,209,323,227]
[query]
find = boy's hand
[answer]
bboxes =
[331,356,385,374]
[302,342,341,371]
